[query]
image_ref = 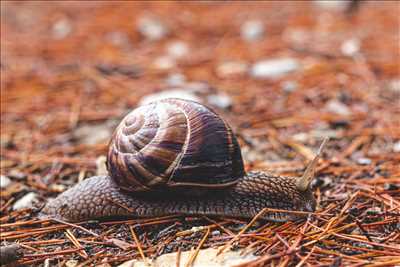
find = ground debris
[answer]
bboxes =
[1,2,399,266]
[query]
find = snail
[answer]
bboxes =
[41,98,328,222]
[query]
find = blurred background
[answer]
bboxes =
[2,1,399,168]
[1,2,399,266]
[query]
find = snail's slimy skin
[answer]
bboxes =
[41,171,316,222]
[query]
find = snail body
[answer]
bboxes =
[42,98,326,222]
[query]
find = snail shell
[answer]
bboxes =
[107,98,245,194]
[41,98,328,222]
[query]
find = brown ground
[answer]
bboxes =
[1,2,399,266]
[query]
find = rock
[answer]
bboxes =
[388,79,400,92]
[96,155,108,176]
[166,41,189,59]
[325,99,351,116]
[8,170,26,180]
[139,90,201,106]
[165,73,186,86]
[137,16,168,40]
[341,38,360,56]
[105,31,131,47]
[0,175,11,189]
[207,94,232,109]
[185,82,211,94]
[13,192,38,210]
[74,123,113,145]
[356,157,372,165]
[152,56,175,70]
[211,230,221,236]
[52,18,72,39]
[49,184,66,193]
[281,81,298,93]
[241,20,265,41]
[384,183,399,191]
[216,61,248,78]
[313,0,352,11]
[393,141,400,152]
[65,260,79,267]
[118,247,258,267]
[250,58,300,79]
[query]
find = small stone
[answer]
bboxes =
[8,170,26,180]
[152,56,175,70]
[216,61,248,78]
[52,18,72,39]
[185,82,211,94]
[388,79,400,92]
[281,81,298,93]
[393,141,400,152]
[96,155,108,176]
[341,38,360,56]
[104,31,131,47]
[166,41,189,59]
[211,230,221,236]
[0,175,11,189]
[207,94,232,109]
[13,192,38,210]
[241,20,265,41]
[325,99,351,116]
[292,132,309,142]
[250,58,300,79]
[65,259,79,267]
[313,0,351,11]
[356,157,372,165]
[139,90,201,106]
[383,183,399,191]
[137,16,167,40]
[50,184,66,192]
[165,73,186,86]
[74,123,113,145]
[118,247,257,267]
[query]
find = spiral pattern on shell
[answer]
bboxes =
[107,98,245,193]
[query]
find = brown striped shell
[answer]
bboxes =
[106,98,245,194]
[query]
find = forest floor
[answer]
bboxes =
[1,2,399,266]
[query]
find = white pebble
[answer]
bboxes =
[0,175,11,189]
[357,157,372,165]
[139,90,201,106]
[241,20,265,41]
[250,58,300,79]
[281,81,298,93]
[74,123,112,145]
[393,141,400,152]
[325,100,351,116]
[341,38,360,56]
[104,31,131,47]
[13,192,38,210]
[207,94,232,109]
[137,16,167,40]
[8,170,26,180]
[166,41,189,59]
[65,260,79,267]
[216,61,248,78]
[313,0,351,11]
[388,79,400,92]
[165,73,186,86]
[185,82,211,94]
[52,18,72,39]
[152,56,175,70]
